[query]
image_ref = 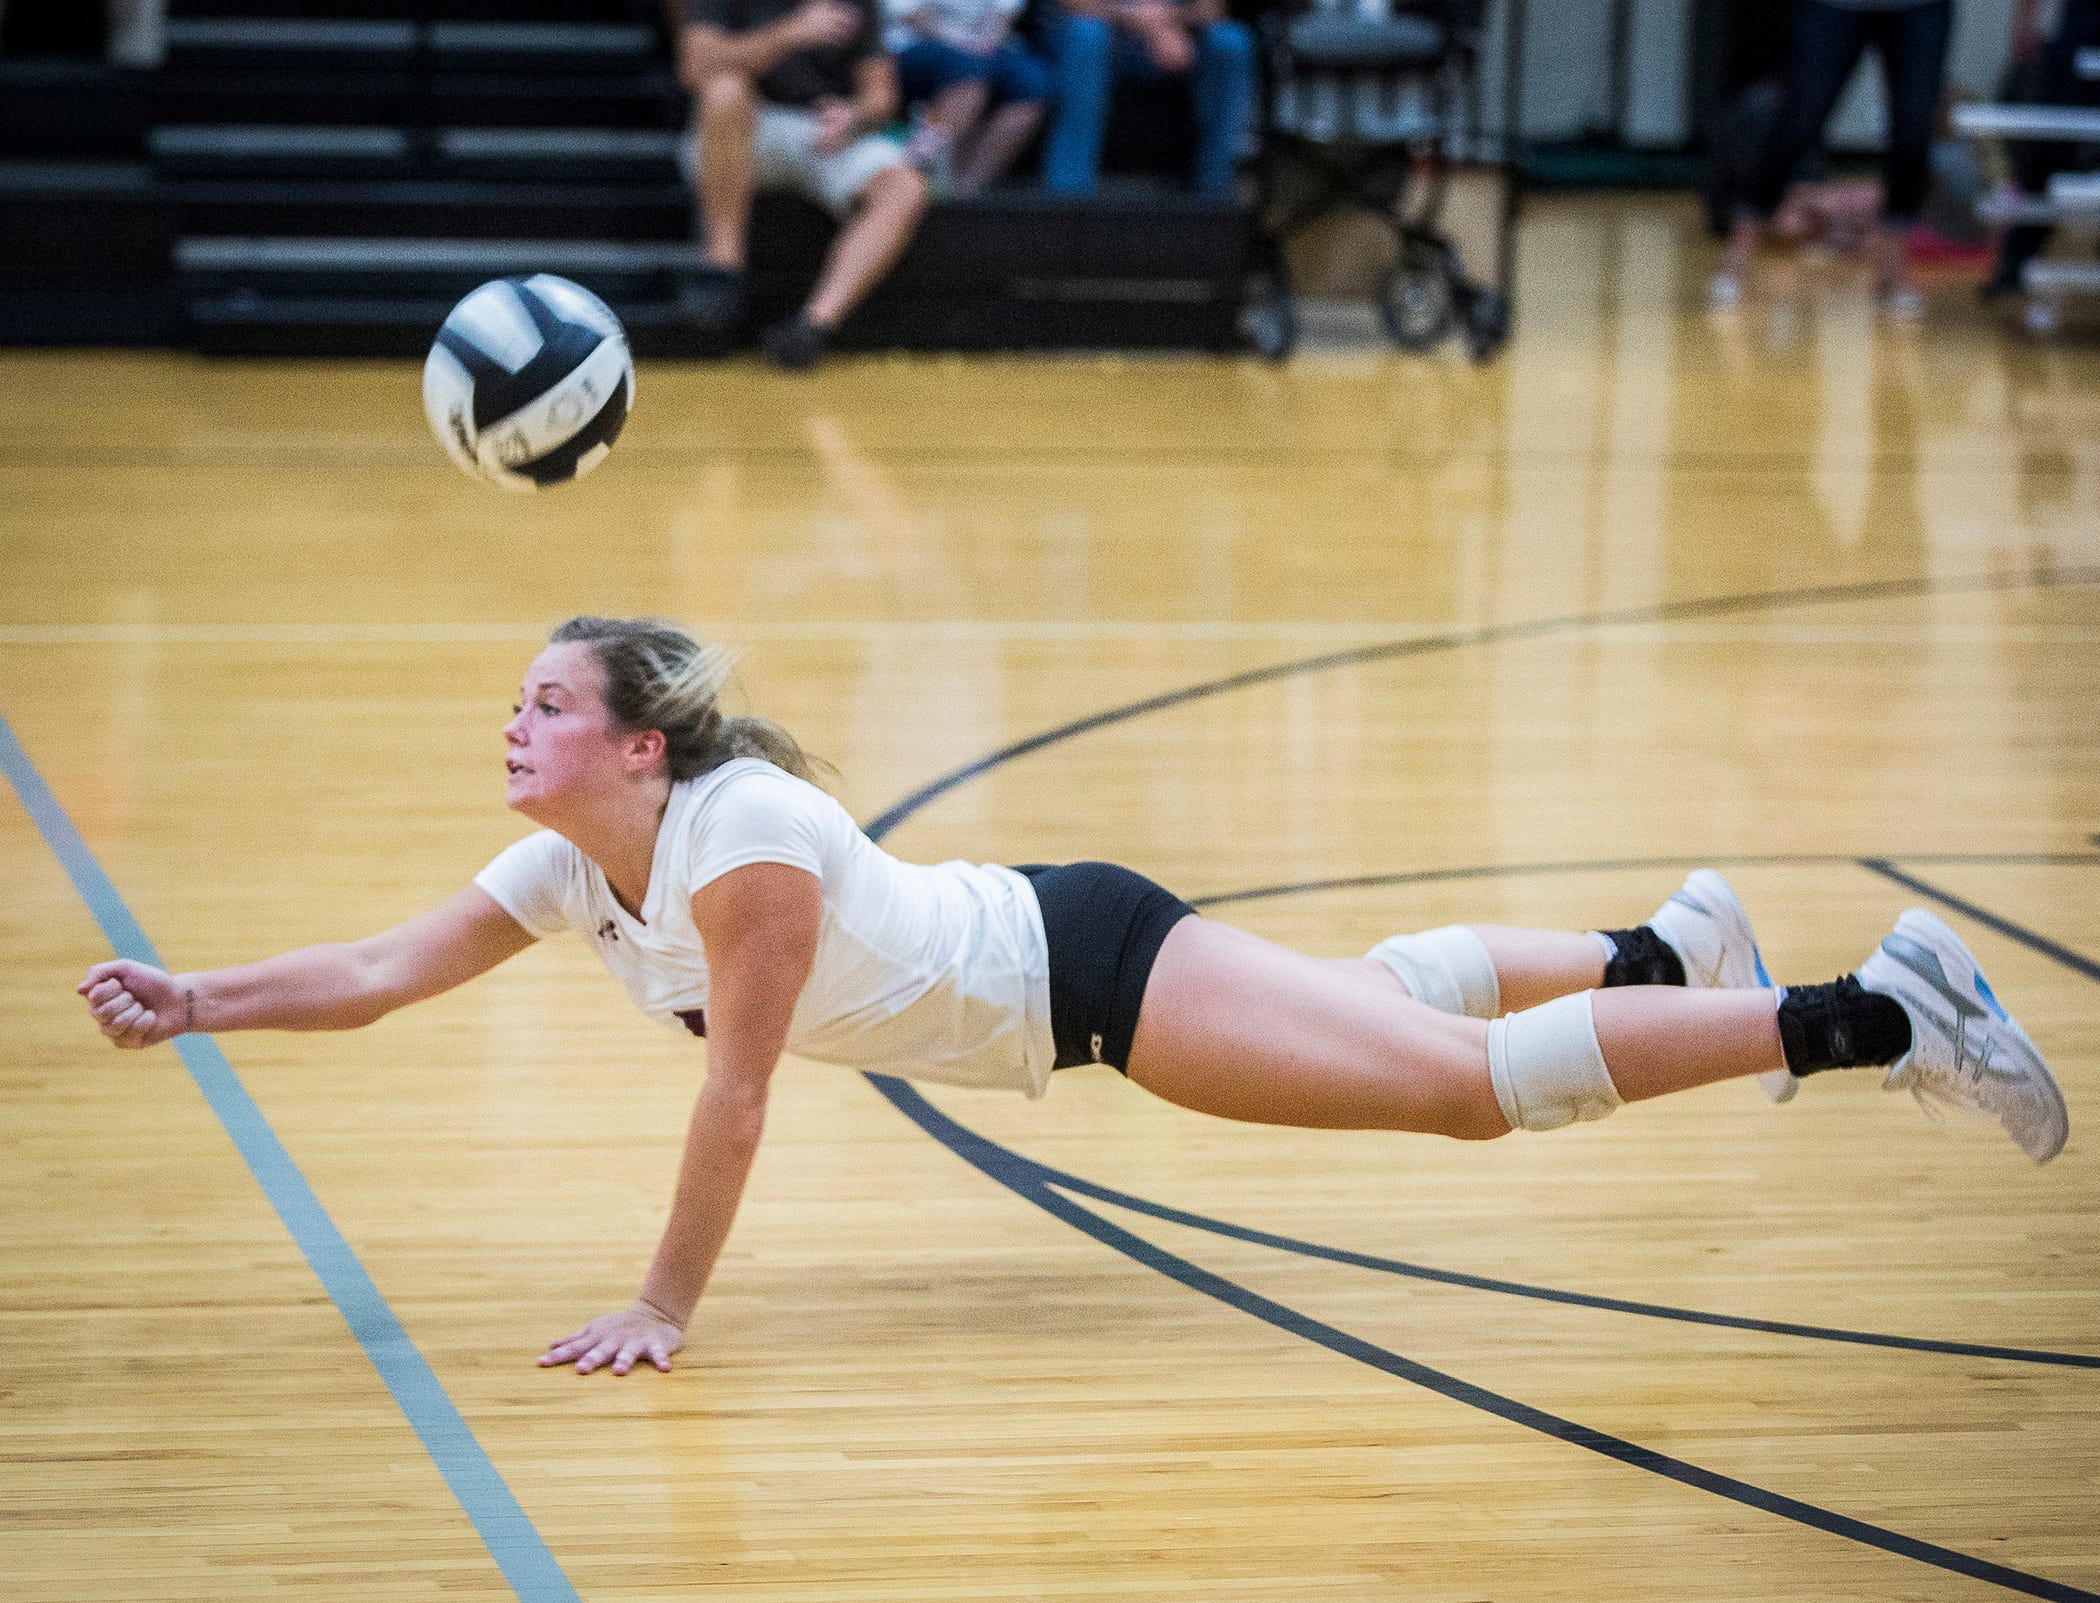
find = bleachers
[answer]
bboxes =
[1953,40,2100,326]
[0,0,1250,355]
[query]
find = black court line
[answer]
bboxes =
[1862,860,2100,986]
[868,1076,2099,1603]
[861,566,2100,841]
[1120,849,2100,1368]
[858,567,2100,1599]
[1186,849,2100,910]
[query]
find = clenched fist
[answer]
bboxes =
[78,960,190,1049]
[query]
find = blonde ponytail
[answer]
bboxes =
[548,616,832,788]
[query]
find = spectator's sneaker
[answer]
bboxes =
[1706,271,1743,310]
[1644,870,1793,1104]
[678,263,747,333]
[1856,910,2069,1164]
[762,311,830,372]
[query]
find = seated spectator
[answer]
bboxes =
[887,0,1052,197]
[671,0,932,370]
[1038,0,1256,202]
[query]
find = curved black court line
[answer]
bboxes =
[868,1076,2099,1603]
[1187,849,2100,911]
[976,1130,2100,1369]
[1032,849,2099,1368]
[858,567,2100,1598]
[1862,859,2100,986]
[861,565,2100,841]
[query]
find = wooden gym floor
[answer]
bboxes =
[2,196,2096,1602]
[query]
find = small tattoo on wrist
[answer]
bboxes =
[182,987,197,1033]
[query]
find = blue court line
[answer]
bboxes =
[869,1075,2099,1603]
[0,713,580,1603]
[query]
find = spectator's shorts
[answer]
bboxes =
[684,102,907,216]
[898,39,1053,106]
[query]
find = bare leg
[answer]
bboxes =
[694,73,758,269]
[803,165,931,328]
[953,101,1045,196]
[1131,919,1782,1138]
[926,78,990,144]
[1329,925,1605,1014]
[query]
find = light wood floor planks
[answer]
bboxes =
[2,196,2096,1602]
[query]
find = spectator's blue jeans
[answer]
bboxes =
[1040,15,1256,200]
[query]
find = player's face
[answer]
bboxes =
[503,643,629,816]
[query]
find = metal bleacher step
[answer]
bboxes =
[156,70,679,128]
[165,174,690,239]
[164,16,655,70]
[437,127,681,181]
[426,21,657,72]
[2051,171,2100,207]
[166,0,647,19]
[1953,103,2100,141]
[157,16,679,127]
[1975,172,2100,225]
[177,235,687,298]
[150,125,683,182]
[2024,259,2100,297]
[164,17,418,69]
[174,190,1248,357]
[151,125,414,178]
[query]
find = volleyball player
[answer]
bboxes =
[77,617,2069,1377]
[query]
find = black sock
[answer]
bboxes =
[1776,977,1912,1075]
[1597,925,1687,988]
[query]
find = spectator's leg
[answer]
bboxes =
[1869,0,1951,308]
[956,102,1046,196]
[804,164,933,329]
[928,78,993,144]
[1725,1,1871,288]
[693,72,760,269]
[1190,19,1255,201]
[1041,14,1117,196]
[899,40,992,170]
[953,43,1052,196]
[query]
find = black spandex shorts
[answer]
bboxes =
[1011,861,1196,1072]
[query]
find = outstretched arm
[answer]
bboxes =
[77,885,536,1048]
[539,860,821,1376]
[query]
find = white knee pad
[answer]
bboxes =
[1486,992,1621,1132]
[1366,925,1501,1019]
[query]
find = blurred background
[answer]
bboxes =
[0,0,2090,362]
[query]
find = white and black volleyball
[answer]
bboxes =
[422,275,633,491]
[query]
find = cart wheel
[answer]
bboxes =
[1378,245,1456,352]
[1244,286,1298,363]
[1459,286,1510,363]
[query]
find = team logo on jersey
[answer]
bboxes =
[597,918,619,943]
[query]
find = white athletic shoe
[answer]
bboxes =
[1643,870,1794,1103]
[1855,909,2069,1165]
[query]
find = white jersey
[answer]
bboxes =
[473,759,1056,1096]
